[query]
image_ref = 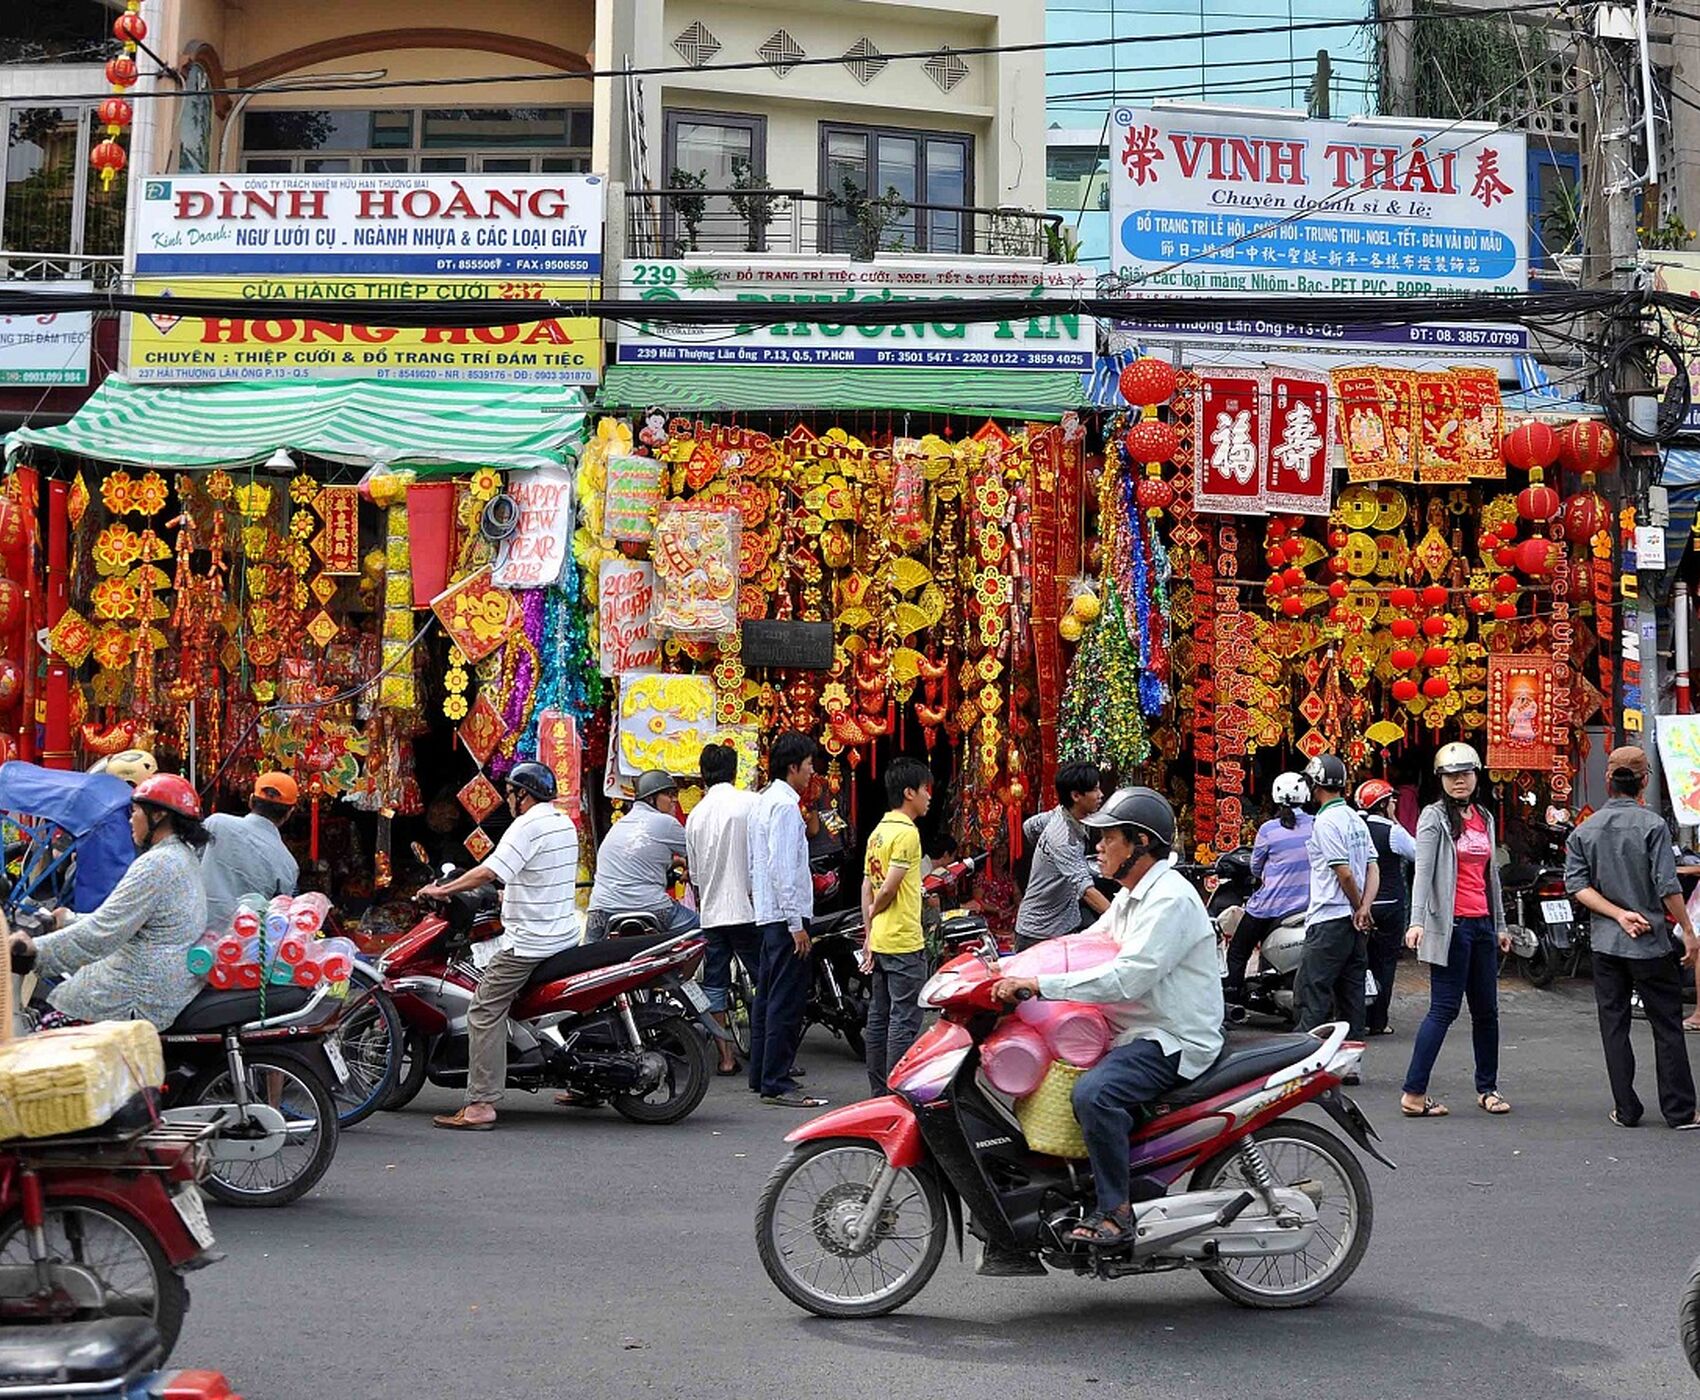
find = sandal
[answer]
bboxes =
[1068,1206,1134,1246]
[433,1108,496,1131]
[1685,1019,1700,1034]
[1401,1097,1449,1118]
[1477,1091,1511,1115]
[761,1093,829,1109]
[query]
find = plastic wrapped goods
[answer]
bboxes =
[0,1021,165,1139]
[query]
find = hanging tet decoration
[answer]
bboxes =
[93,3,144,191]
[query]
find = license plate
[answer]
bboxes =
[1541,899,1573,925]
[172,1187,215,1250]
[679,980,709,1013]
[323,1038,350,1085]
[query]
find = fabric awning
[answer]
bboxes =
[598,365,1081,419]
[4,378,585,472]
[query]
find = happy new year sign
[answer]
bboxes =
[599,559,660,676]
[493,467,575,589]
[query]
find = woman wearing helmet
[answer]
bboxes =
[1223,772,1314,1004]
[9,773,209,1029]
[1399,742,1512,1119]
[1356,778,1417,1035]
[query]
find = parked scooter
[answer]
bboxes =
[1500,811,1579,987]
[756,935,1391,1317]
[0,1319,243,1399]
[377,878,716,1123]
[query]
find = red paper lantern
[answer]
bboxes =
[1267,520,1289,541]
[1118,357,1179,408]
[1391,618,1418,640]
[1494,545,1518,569]
[1389,586,1418,610]
[1557,419,1618,475]
[1266,575,1288,597]
[1467,595,1492,616]
[1327,556,1348,576]
[1328,580,1348,600]
[90,139,126,180]
[1421,615,1448,638]
[1281,566,1305,590]
[1515,537,1558,576]
[1422,675,1451,700]
[97,97,132,131]
[1494,600,1517,621]
[1392,678,1419,703]
[105,56,138,88]
[1328,528,1348,549]
[1559,485,1608,544]
[1492,573,1518,595]
[1264,548,1285,569]
[1391,648,1419,672]
[1135,475,1175,513]
[1282,539,1305,564]
[1420,584,1448,608]
[1329,605,1346,624]
[1280,595,1305,618]
[113,10,147,42]
[1502,419,1560,472]
[1516,481,1560,523]
[1422,645,1452,668]
[1124,419,1179,463]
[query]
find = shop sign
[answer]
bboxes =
[615,258,1094,371]
[122,277,599,384]
[492,467,575,589]
[1108,107,1528,297]
[0,281,92,386]
[599,559,660,676]
[1643,255,1700,429]
[135,174,605,277]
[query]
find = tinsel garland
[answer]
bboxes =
[490,588,543,776]
[518,566,603,761]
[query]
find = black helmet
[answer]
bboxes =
[634,770,678,804]
[1303,753,1349,792]
[506,762,557,804]
[1083,785,1176,848]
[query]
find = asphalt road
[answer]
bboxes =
[178,969,1700,1400]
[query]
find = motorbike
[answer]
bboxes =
[1210,849,1303,1027]
[376,880,716,1124]
[755,935,1391,1318]
[0,1319,243,1399]
[1681,1252,1700,1378]
[0,1096,220,1359]
[1500,813,1580,987]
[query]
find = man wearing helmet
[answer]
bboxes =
[200,772,301,933]
[584,769,695,944]
[992,787,1223,1248]
[1296,754,1377,1038]
[420,762,580,1131]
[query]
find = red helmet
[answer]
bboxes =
[1354,779,1395,813]
[132,773,203,820]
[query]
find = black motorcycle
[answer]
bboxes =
[1499,816,1579,988]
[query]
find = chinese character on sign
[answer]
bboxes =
[1120,123,1165,186]
[1209,410,1257,483]
[1271,400,1323,481]
[1471,151,1513,209]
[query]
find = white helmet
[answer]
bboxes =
[1271,772,1310,808]
[1434,741,1482,776]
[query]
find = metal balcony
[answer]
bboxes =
[0,252,123,288]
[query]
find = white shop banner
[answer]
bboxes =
[134,174,605,277]
[0,281,92,386]
[615,258,1094,370]
[1108,107,1528,298]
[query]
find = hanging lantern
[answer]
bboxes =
[1328,528,1348,549]
[1420,584,1448,609]
[1392,678,1420,703]
[1422,675,1451,699]
[1422,645,1452,668]
[1391,617,1418,640]
[113,8,147,42]
[1124,418,1179,463]
[1281,538,1305,564]
[1135,468,1175,517]
[1421,614,1448,638]
[1327,556,1349,576]
[1514,537,1558,576]
[1281,566,1305,590]
[1264,547,1285,569]
[1559,475,1609,544]
[1502,419,1560,472]
[1391,648,1419,672]
[1267,520,1289,541]
[1492,573,1518,595]
[1279,595,1305,618]
[1118,357,1179,408]
[1557,419,1619,475]
[1494,544,1518,569]
[1516,478,1561,523]
[97,97,133,136]
[1266,574,1288,598]
[105,56,138,88]
[1328,580,1348,600]
[90,140,127,189]
[1390,586,1418,610]
[1494,600,1517,621]
[1467,594,1492,616]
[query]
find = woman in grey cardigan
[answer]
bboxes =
[1399,743,1513,1119]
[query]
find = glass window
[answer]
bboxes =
[4,107,79,253]
[481,157,533,173]
[372,111,414,150]
[240,106,591,172]
[83,160,125,258]
[242,157,292,173]
[177,65,214,174]
[361,156,408,173]
[243,109,403,153]
[663,111,767,253]
[819,124,973,255]
[422,108,571,149]
[420,156,469,173]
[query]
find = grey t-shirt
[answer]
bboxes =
[1016,806,1097,941]
[1565,798,1683,959]
[588,802,688,916]
[201,811,299,932]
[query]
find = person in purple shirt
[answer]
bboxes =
[1224,771,1315,1003]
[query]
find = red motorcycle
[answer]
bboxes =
[375,884,716,1124]
[0,1105,220,1358]
[756,937,1392,1318]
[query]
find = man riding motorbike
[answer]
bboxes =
[201,771,301,932]
[993,786,1224,1250]
[585,770,696,943]
[10,774,208,1029]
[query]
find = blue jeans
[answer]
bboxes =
[1402,916,1500,1097]
[1071,1038,1182,1212]
[748,920,810,1097]
[583,901,699,943]
[700,922,758,1013]
[865,951,928,1096]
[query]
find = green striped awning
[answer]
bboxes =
[4,378,584,472]
[598,365,1082,419]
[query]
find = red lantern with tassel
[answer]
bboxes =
[1422,645,1452,668]
[1392,678,1419,703]
[1390,586,1418,610]
[1559,475,1609,544]
[105,56,138,88]
[1391,617,1418,640]
[1391,648,1418,672]
[97,97,132,134]
[1279,595,1304,618]
[1516,477,1560,523]
[1422,675,1451,700]
[1514,537,1558,576]
[1118,357,1179,408]
[1502,419,1560,472]
[90,140,127,187]
[1557,419,1618,475]
[113,9,147,42]
[1135,468,1174,516]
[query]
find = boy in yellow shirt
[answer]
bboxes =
[860,757,933,1095]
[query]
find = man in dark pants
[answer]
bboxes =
[1565,745,1700,1130]
[1295,753,1377,1039]
[1357,778,1416,1035]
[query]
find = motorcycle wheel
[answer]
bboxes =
[1680,1252,1700,1378]
[331,971,402,1128]
[827,951,870,1061]
[1188,1120,1372,1309]
[611,1015,711,1125]
[726,968,754,1061]
[0,1197,188,1357]
[1521,937,1558,989]
[756,1138,947,1318]
[187,1052,340,1208]
[386,1027,431,1111]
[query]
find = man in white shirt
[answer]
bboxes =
[420,762,580,1131]
[745,731,826,1108]
[686,742,756,1075]
[1297,753,1377,1039]
[994,787,1222,1250]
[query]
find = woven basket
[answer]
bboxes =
[1015,1060,1089,1159]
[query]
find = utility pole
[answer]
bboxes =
[1380,0,1413,113]
[1307,49,1333,118]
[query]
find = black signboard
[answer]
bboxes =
[741,620,835,670]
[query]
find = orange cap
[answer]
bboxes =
[253,771,300,806]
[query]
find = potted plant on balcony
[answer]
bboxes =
[667,168,708,254]
[828,174,908,261]
[729,159,779,253]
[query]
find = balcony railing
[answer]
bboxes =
[0,252,123,288]
[626,188,1068,263]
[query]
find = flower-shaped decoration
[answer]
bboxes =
[91,575,140,621]
[132,472,169,516]
[469,467,503,502]
[288,541,312,573]
[442,694,469,722]
[91,625,134,671]
[99,472,135,515]
[289,474,318,506]
[205,470,234,502]
[290,509,316,541]
[92,524,142,574]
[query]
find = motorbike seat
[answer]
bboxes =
[1157,1031,1319,1108]
[165,984,313,1032]
[810,909,862,939]
[0,1318,162,1386]
[526,932,676,987]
